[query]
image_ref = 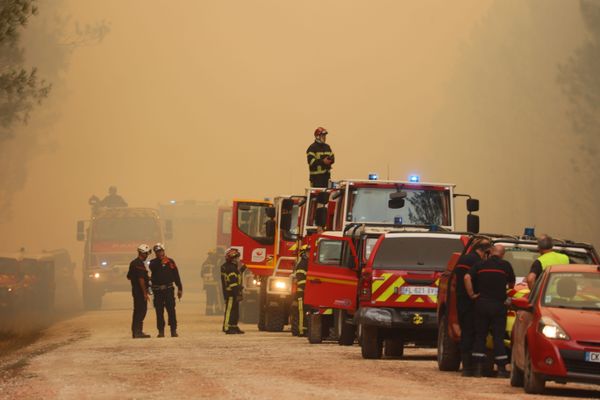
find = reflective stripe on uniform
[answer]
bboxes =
[298,297,305,333]
[223,297,233,330]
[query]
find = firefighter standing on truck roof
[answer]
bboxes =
[453,239,491,377]
[221,248,246,334]
[149,243,183,337]
[293,244,310,336]
[306,127,335,188]
[126,244,152,339]
[465,244,516,378]
[99,186,128,208]
[526,235,569,289]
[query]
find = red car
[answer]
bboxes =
[510,264,600,394]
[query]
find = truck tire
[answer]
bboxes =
[510,353,524,387]
[308,314,323,344]
[361,325,382,359]
[437,315,461,371]
[384,338,404,357]
[265,306,285,332]
[524,348,545,394]
[336,311,355,346]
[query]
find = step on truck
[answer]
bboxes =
[301,176,480,351]
[77,206,171,309]
[436,231,600,371]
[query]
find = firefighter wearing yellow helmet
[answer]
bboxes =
[292,244,310,336]
[221,248,246,334]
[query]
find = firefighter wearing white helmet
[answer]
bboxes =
[220,248,246,334]
[149,242,183,337]
[126,243,152,338]
[292,244,310,336]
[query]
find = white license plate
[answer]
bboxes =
[400,286,438,296]
[585,352,600,363]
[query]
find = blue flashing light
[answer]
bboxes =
[409,175,420,183]
[524,227,535,237]
[368,173,378,181]
[394,216,403,225]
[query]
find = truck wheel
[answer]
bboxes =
[384,338,404,357]
[437,315,461,371]
[83,289,102,310]
[308,314,322,344]
[524,348,545,394]
[336,311,355,346]
[361,325,382,359]
[510,353,524,387]
[265,306,285,332]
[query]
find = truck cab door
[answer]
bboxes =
[304,235,359,311]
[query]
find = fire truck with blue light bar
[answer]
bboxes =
[77,206,171,310]
[300,176,480,354]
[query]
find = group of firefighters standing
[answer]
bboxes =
[455,235,569,378]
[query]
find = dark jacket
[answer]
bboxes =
[306,141,335,177]
[149,256,183,290]
[127,257,149,295]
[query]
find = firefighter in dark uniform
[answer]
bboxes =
[465,244,515,378]
[293,244,309,336]
[99,186,128,208]
[221,248,245,334]
[201,249,222,315]
[453,239,491,376]
[306,127,335,188]
[126,244,152,338]
[149,243,183,337]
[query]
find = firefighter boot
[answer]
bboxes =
[496,364,509,379]
[473,361,483,378]
[171,329,179,337]
[461,353,474,377]
[133,332,151,339]
[233,327,245,334]
[157,329,165,338]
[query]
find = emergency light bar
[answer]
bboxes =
[368,173,378,181]
[409,175,420,183]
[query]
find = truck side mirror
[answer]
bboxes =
[266,219,276,238]
[388,198,405,209]
[467,198,479,212]
[315,207,328,227]
[316,192,330,205]
[165,220,173,240]
[467,214,479,234]
[77,221,85,241]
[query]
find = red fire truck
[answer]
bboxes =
[300,177,479,354]
[77,207,171,309]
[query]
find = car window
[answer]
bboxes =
[542,272,600,310]
[317,240,343,265]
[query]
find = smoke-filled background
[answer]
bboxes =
[0,0,599,262]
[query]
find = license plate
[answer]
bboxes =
[585,352,600,363]
[400,286,438,296]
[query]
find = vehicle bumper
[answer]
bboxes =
[354,307,437,329]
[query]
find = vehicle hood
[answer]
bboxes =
[544,307,600,340]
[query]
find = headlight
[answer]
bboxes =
[7,287,12,292]
[89,272,101,279]
[539,317,569,340]
[101,261,108,267]
[274,280,287,289]
[252,279,260,286]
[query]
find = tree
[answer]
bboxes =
[0,0,51,141]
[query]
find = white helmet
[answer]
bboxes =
[137,244,151,254]
[153,243,165,252]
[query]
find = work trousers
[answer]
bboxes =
[297,293,306,335]
[223,295,239,331]
[457,296,475,354]
[131,291,147,335]
[472,298,508,367]
[154,287,177,332]
[205,283,219,315]
[310,174,330,189]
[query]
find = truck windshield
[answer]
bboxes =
[237,203,270,244]
[347,187,451,226]
[93,217,161,242]
[372,236,463,271]
[0,258,19,275]
[542,272,600,310]
[497,244,594,278]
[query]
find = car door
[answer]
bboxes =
[304,235,359,310]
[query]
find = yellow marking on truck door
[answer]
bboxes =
[375,276,405,302]
[371,273,391,293]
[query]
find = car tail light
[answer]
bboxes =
[359,271,372,302]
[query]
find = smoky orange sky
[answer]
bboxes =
[1,0,596,260]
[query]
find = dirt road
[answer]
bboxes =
[1,289,598,400]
